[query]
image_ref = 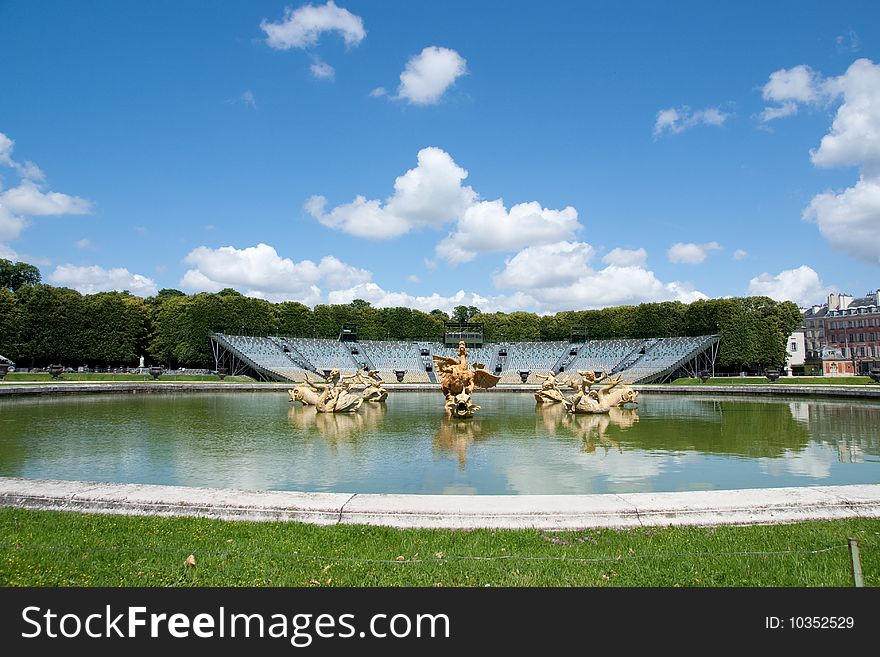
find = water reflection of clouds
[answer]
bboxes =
[758,443,836,479]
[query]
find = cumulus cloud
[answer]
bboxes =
[395,46,467,105]
[0,242,20,261]
[758,64,828,123]
[667,241,722,264]
[491,240,707,311]
[436,200,579,265]
[0,131,93,255]
[747,265,833,306]
[306,146,476,239]
[1,179,92,216]
[0,132,44,181]
[602,247,647,267]
[179,242,371,303]
[653,106,728,137]
[733,249,748,260]
[307,146,581,264]
[803,176,880,264]
[49,264,158,297]
[809,59,880,172]
[0,204,27,241]
[326,283,525,314]
[260,1,365,50]
[795,59,880,264]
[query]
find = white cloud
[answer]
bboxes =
[667,241,722,264]
[602,247,647,267]
[0,132,93,248]
[0,243,20,261]
[0,132,44,181]
[369,87,387,97]
[436,200,579,264]
[1,179,92,216]
[242,90,257,108]
[747,265,833,305]
[733,249,748,260]
[180,242,371,303]
[0,204,27,241]
[260,1,365,50]
[327,283,519,314]
[306,146,476,239]
[809,59,880,172]
[406,274,420,284]
[491,241,707,311]
[803,176,880,265]
[0,132,13,166]
[763,64,822,104]
[307,146,583,263]
[758,64,825,123]
[653,106,728,137]
[396,47,467,105]
[74,238,91,249]
[49,264,158,297]
[795,59,880,264]
[310,58,335,80]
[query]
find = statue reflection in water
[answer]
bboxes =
[433,416,485,470]
[563,407,639,453]
[288,401,386,448]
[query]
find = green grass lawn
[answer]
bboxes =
[1,373,257,383]
[670,376,875,386]
[1,509,875,587]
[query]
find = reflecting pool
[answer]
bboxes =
[0,392,878,494]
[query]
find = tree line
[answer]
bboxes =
[0,258,802,371]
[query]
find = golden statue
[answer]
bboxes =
[288,369,363,413]
[354,369,389,402]
[533,371,570,404]
[432,341,500,418]
[563,370,639,414]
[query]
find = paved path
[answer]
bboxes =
[2,477,878,529]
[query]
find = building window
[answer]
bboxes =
[831,335,836,343]
[790,342,797,351]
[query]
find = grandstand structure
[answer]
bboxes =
[211,331,719,385]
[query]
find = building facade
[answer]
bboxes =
[823,290,880,374]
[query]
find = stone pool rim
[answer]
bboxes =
[2,381,880,400]
[2,477,879,529]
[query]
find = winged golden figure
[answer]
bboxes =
[432,341,500,417]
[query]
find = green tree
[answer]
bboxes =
[452,305,480,323]
[0,288,22,359]
[0,259,41,291]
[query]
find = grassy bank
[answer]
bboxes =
[1,509,875,587]
[0,373,257,383]
[671,376,874,386]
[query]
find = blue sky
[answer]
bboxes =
[1,0,878,313]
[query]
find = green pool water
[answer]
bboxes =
[0,392,878,494]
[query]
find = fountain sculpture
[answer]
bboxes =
[432,341,500,418]
[562,370,639,414]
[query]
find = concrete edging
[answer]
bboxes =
[2,477,879,529]
[2,381,880,399]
